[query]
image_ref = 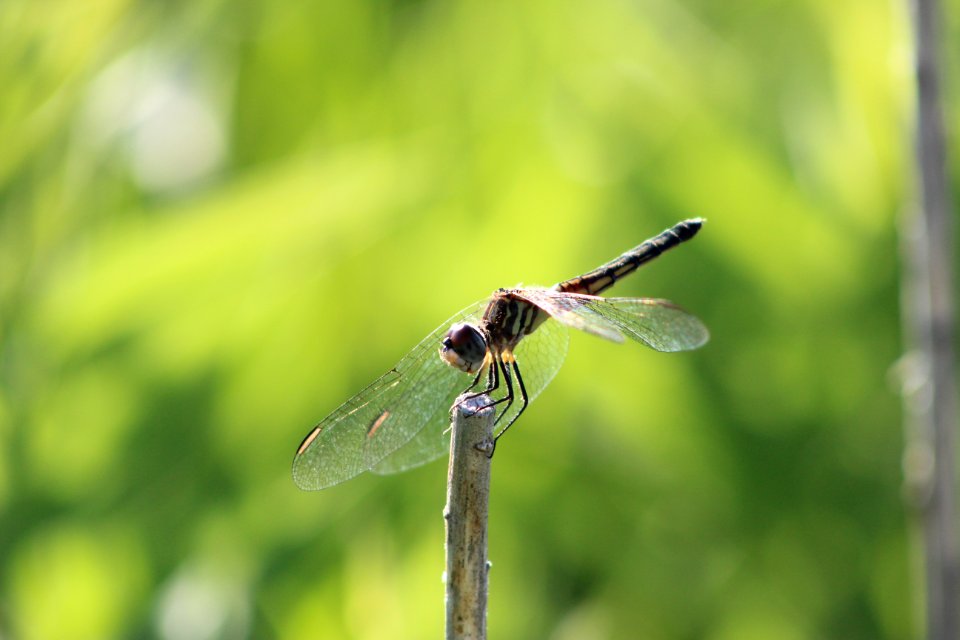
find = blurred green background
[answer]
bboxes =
[0,0,917,637]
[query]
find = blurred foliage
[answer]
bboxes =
[0,0,923,637]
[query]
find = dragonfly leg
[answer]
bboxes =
[455,354,504,419]
[476,355,515,409]
[484,357,498,393]
[489,356,529,456]
[492,355,515,424]
[462,352,518,417]
[459,357,498,403]
[464,361,487,393]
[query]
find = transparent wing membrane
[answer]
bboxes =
[514,289,708,352]
[292,301,486,490]
[293,291,705,489]
[581,297,709,352]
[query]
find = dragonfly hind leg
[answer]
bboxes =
[493,356,515,425]
[489,354,529,457]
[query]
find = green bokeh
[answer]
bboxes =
[1,0,919,637]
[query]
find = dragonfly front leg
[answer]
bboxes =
[457,354,499,407]
[464,358,488,393]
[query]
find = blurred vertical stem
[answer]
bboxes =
[902,0,959,636]
[444,395,494,640]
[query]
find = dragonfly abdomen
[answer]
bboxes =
[554,218,703,295]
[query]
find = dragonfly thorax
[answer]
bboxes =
[439,322,488,374]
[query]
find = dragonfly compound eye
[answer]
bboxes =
[439,323,487,373]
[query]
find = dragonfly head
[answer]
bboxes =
[439,322,488,374]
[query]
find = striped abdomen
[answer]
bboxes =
[554,218,703,295]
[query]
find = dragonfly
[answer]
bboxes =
[293,218,708,490]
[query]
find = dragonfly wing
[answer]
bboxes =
[581,297,709,352]
[373,313,569,473]
[368,379,463,476]
[514,289,707,352]
[512,288,624,343]
[292,301,486,490]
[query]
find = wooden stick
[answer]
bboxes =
[444,394,495,640]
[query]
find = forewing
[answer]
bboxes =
[292,301,486,490]
[512,288,624,343]
[581,297,709,351]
